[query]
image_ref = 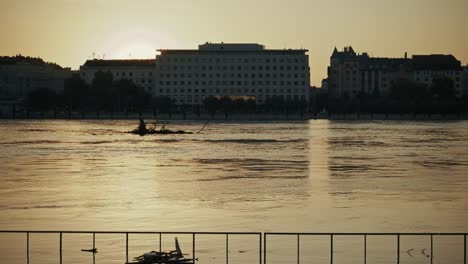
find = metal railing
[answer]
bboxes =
[1,231,467,264]
[264,232,467,264]
[0,231,262,264]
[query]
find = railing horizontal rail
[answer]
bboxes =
[0,230,260,235]
[265,232,468,235]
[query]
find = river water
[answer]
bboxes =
[1,120,468,263]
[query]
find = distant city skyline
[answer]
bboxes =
[1,0,467,86]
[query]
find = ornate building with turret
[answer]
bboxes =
[327,47,463,100]
[327,47,410,100]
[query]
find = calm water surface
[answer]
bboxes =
[1,120,468,263]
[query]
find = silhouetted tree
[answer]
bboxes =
[179,104,189,119]
[233,98,246,113]
[245,99,256,113]
[203,96,220,118]
[431,76,456,101]
[265,96,284,113]
[64,75,90,111]
[391,78,428,102]
[219,96,233,119]
[152,96,175,116]
[113,79,150,113]
[27,88,58,112]
[296,99,308,117]
[90,71,114,110]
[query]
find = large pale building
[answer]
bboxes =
[79,59,155,93]
[0,56,72,99]
[154,43,310,105]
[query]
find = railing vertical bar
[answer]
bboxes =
[397,234,400,264]
[364,234,367,264]
[259,233,262,264]
[26,232,29,264]
[192,233,196,263]
[59,232,62,264]
[330,234,334,264]
[226,234,229,264]
[431,234,433,264]
[93,233,96,264]
[464,234,466,264]
[264,233,267,264]
[126,232,129,264]
[159,233,162,252]
[297,234,300,264]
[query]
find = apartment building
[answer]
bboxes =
[79,59,155,93]
[0,56,72,99]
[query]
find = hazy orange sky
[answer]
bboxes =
[1,0,467,86]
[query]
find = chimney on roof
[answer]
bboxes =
[405,52,407,59]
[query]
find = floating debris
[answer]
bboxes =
[81,248,98,253]
[129,128,193,135]
[126,238,195,264]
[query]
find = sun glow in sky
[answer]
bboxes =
[99,29,177,60]
[1,0,467,86]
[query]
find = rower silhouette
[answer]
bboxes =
[138,118,148,135]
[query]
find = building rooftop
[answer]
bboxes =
[157,43,308,55]
[199,43,265,51]
[331,46,356,58]
[412,55,462,71]
[82,59,156,68]
[0,55,64,69]
[331,47,410,68]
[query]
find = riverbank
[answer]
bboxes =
[313,112,468,120]
[1,112,310,120]
[2,111,468,121]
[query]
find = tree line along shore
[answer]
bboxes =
[2,70,468,120]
